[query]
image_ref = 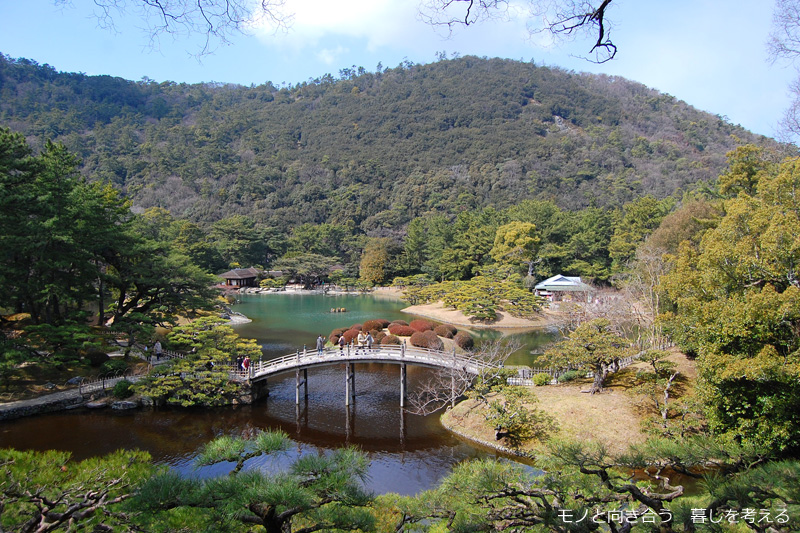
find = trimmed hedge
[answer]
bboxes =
[363,319,390,331]
[381,335,401,345]
[329,334,340,345]
[374,331,387,343]
[409,319,435,332]
[453,331,474,350]
[388,324,416,337]
[557,370,584,383]
[532,373,551,386]
[433,324,457,338]
[331,327,348,336]
[349,323,363,332]
[409,330,444,350]
[389,320,408,326]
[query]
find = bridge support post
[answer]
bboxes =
[295,368,308,405]
[345,362,355,405]
[400,363,407,408]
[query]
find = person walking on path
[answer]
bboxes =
[154,340,163,360]
[316,334,325,356]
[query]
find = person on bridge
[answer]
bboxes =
[242,356,251,373]
[338,335,346,353]
[154,340,163,360]
[366,332,374,351]
[316,334,325,356]
[357,331,367,353]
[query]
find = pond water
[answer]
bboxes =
[0,292,556,495]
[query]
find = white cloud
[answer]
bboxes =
[317,45,348,65]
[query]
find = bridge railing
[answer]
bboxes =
[224,343,499,381]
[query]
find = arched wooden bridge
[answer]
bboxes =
[228,343,499,407]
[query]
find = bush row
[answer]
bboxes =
[328,317,474,351]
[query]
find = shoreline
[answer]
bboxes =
[401,301,561,330]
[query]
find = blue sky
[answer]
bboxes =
[0,0,794,139]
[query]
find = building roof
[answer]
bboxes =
[219,267,261,280]
[534,274,594,292]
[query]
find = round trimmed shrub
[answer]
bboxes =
[389,320,408,326]
[388,324,416,337]
[409,319,435,332]
[532,373,551,386]
[374,331,387,343]
[363,319,390,331]
[557,370,584,383]
[410,330,444,350]
[329,334,341,345]
[331,327,348,337]
[112,379,134,399]
[453,331,474,350]
[381,335,401,345]
[349,323,363,331]
[433,324,457,338]
[342,328,361,343]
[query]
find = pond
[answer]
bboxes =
[0,291,557,495]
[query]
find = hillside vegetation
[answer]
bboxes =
[0,54,775,233]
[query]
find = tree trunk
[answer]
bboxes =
[590,365,607,394]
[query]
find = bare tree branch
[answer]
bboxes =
[405,339,520,415]
[54,0,292,56]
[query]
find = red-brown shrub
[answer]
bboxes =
[454,331,474,349]
[388,324,416,336]
[349,323,363,331]
[389,320,408,326]
[363,319,390,331]
[409,319,435,332]
[410,330,444,350]
[434,324,457,338]
[329,334,340,345]
[381,335,401,345]
[342,328,361,343]
[374,331,387,343]
[331,327,347,337]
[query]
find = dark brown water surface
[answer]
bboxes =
[1,293,550,494]
[0,364,503,494]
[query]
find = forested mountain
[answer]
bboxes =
[0,53,777,234]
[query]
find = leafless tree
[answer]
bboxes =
[769,0,800,140]
[405,338,520,415]
[418,0,618,62]
[53,0,292,55]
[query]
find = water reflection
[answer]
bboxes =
[0,292,554,495]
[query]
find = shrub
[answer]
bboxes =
[532,373,551,386]
[363,319,390,331]
[409,319,435,332]
[557,370,584,383]
[453,331,474,350]
[342,329,361,343]
[374,331,387,343]
[381,335,401,345]
[331,327,348,337]
[85,350,109,367]
[389,320,408,326]
[101,359,128,374]
[388,324,416,337]
[409,330,444,351]
[112,379,134,399]
[349,323,363,331]
[329,334,340,345]
[433,324,457,338]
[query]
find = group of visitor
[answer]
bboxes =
[235,355,251,373]
[320,332,374,355]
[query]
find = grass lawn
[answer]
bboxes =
[441,347,696,456]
